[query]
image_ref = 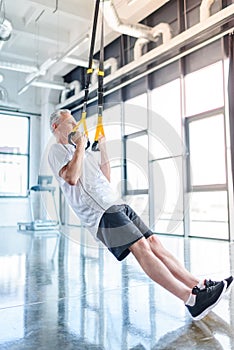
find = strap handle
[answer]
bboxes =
[68,0,100,148]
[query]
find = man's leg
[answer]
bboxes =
[129,237,192,302]
[120,204,199,288]
[129,236,227,321]
[146,235,199,288]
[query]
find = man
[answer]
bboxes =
[48,109,233,321]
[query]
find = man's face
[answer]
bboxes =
[55,112,77,137]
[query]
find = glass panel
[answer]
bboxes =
[125,194,149,227]
[88,105,122,159]
[151,157,184,235]
[150,79,183,160]
[189,239,231,280]
[0,154,28,196]
[154,220,184,235]
[126,135,148,191]
[185,61,224,116]
[0,115,29,154]
[124,94,147,134]
[110,162,122,196]
[190,191,229,239]
[189,115,226,186]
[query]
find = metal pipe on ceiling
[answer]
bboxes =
[56,3,234,110]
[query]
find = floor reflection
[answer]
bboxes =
[0,226,233,350]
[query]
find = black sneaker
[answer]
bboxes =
[204,276,233,293]
[186,280,227,321]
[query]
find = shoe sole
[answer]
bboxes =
[192,280,227,321]
[225,278,233,293]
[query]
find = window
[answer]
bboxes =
[184,59,229,239]
[124,95,149,195]
[188,114,226,187]
[124,133,148,194]
[149,79,184,235]
[190,191,229,239]
[124,93,147,134]
[150,79,183,161]
[151,157,184,235]
[0,114,29,197]
[185,61,224,116]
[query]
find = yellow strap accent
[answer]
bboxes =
[87,68,93,74]
[98,70,104,76]
[94,115,105,141]
[71,112,89,138]
[81,111,87,121]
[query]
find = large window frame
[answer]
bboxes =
[185,106,229,240]
[185,108,227,192]
[0,113,30,198]
[61,28,233,240]
[123,130,149,196]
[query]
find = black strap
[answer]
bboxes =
[98,1,104,112]
[92,1,105,151]
[68,0,103,151]
[81,0,100,150]
[84,0,100,99]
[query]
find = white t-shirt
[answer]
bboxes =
[48,143,123,237]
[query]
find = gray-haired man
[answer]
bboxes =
[48,109,232,321]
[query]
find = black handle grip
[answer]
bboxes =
[68,131,77,147]
[68,132,90,150]
[91,140,100,152]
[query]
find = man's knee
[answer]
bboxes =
[129,237,152,256]
[146,234,166,257]
[147,234,161,246]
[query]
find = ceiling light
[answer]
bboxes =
[31,80,66,90]
[39,58,58,75]
[18,78,66,95]
[18,76,38,95]
[25,58,57,83]
[18,84,30,95]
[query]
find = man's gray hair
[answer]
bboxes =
[50,109,71,133]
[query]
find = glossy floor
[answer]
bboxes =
[0,226,234,350]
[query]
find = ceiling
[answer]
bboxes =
[0,0,170,89]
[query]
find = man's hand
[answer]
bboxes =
[71,130,87,150]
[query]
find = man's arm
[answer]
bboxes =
[59,132,86,186]
[98,136,111,182]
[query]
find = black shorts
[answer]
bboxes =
[97,204,154,261]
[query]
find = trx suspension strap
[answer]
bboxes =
[92,1,105,152]
[68,0,100,148]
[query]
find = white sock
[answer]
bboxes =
[185,293,196,306]
[197,279,206,289]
